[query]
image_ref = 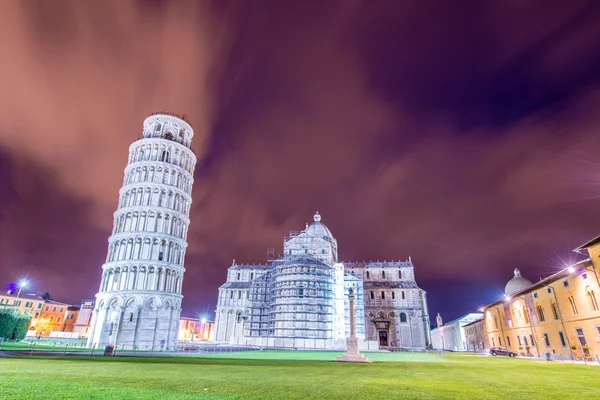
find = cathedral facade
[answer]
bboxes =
[87,112,196,350]
[214,213,431,350]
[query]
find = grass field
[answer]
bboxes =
[0,351,598,399]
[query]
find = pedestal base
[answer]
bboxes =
[335,337,372,363]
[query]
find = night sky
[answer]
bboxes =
[2,1,600,323]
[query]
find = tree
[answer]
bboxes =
[42,292,52,301]
[0,309,32,341]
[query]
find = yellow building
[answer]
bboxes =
[482,236,600,360]
[0,292,45,328]
[34,300,76,336]
[178,317,214,342]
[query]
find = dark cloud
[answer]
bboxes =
[1,1,600,322]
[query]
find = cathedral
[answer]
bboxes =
[214,213,431,350]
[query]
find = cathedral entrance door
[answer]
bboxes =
[378,330,388,347]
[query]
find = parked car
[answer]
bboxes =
[490,347,517,357]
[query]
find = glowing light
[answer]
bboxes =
[504,295,511,301]
[201,318,207,324]
[19,280,27,288]
[478,308,484,312]
[567,267,575,273]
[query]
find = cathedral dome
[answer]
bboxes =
[304,212,334,239]
[504,268,533,296]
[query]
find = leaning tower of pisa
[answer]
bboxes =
[87,112,196,351]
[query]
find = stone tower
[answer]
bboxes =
[87,112,196,350]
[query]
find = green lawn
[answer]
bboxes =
[0,351,597,399]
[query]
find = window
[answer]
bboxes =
[50,316,54,322]
[392,292,395,299]
[250,272,254,280]
[25,302,32,307]
[547,287,552,294]
[56,317,61,323]
[558,331,566,347]
[589,290,599,311]
[533,292,538,299]
[321,249,325,254]
[14,300,21,306]
[498,337,502,346]
[563,280,569,288]
[551,302,559,320]
[523,307,529,324]
[543,333,550,347]
[582,273,588,280]
[530,334,535,347]
[366,271,370,279]
[576,328,587,347]
[492,337,495,347]
[494,317,498,329]
[237,273,241,281]
[160,151,171,163]
[381,292,385,300]
[402,291,406,300]
[158,251,164,261]
[517,336,522,346]
[370,291,374,299]
[230,291,234,299]
[398,270,402,279]
[506,336,511,347]
[38,303,42,308]
[45,306,49,311]
[237,312,242,323]
[569,296,578,315]
[523,336,528,346]
[382,270,385,279]
[299,288,304,297]
[238,291,242,299]
[60,308,64,312]
[400,313,407,323]
[537,305,545,322]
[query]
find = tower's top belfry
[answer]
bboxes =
[142,112,194,149]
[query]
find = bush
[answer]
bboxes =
[0,309,32,341]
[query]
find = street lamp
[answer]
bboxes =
[16,280,28,299]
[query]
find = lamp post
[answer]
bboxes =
[201,318,207,341]
[16,280,28,299]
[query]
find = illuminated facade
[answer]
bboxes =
[463,318,488,352]
[87,112,196,350]
[430,313,483,351]
[214,213,430,350]
[482,237,600,359]
[178,317,214,342]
